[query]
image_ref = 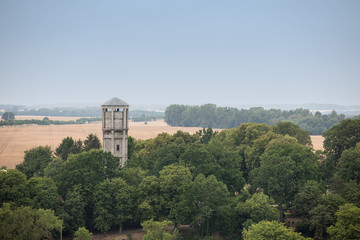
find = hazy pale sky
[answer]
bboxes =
[0,0,359,106]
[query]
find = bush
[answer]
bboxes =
[73,227,92,240]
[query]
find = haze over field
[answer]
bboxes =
[1,1,360,107]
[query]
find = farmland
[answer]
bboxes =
[0,117,324,169]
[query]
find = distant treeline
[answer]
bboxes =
[8,107,165,120]
[0,117,101,126]
[12,107,101,117]
[131,110,165,122]
[165,104,348,135]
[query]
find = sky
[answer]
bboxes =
[0,0,359,107]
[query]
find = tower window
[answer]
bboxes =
[116,145,120,151]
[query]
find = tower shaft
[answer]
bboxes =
[101,97,129,167]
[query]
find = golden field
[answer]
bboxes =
[0,117,324,169]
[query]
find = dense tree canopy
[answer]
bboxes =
[291,181,324,218]
[323,119,360,160]
[4,118,360,239]
[273,121,312,146]
[16,146,53,179]
[336,147,360,183]
[55,137,83,160]
[0,169,30,206]
[237,192,280,230]
[327,204,360,240]
[243,220,310,240]
[28,177,62,213]
[83,134,101,152]
[93,178,132,233]
[53,149,120,195]
[0,203,62,240]
[252,143,318,214]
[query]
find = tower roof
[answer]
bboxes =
[102,97,129,107]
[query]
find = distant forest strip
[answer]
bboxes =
[0,117,101,126]
[129,110,165,122]
[0,110,165,126]
[12,107,101,117]
[8,107,165,119]
[164,104,357,135]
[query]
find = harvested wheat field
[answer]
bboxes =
[0,117,324,169]
[0,119,206,169]
[311,135,325,151]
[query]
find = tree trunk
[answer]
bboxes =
[279,203,285,222]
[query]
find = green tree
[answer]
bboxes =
[141,219,178,240]
[133,133,173,170]
[93,178,132,233]
[63,186,87,234]
[43,117,50,124]
[159,164,192,218]
[327,203,360,240]
[52,150,120,231]
[153,143,186,173]
[243,220,310,240]
[164,104,187,126]
[273,121,312,146]
[29,177,62,213]
[196,128,218,144]
[0,203,63,240]
[1,112,15,121]
[83,134,101,152]
[55,136,83,160]
[136,175,163,222]
[0,169,30,206]
[291,180,323,218]
[252,143,319,219]
[337,148,360,183]
[191,174,231,236]
[128,136,136,160]
[206,138,245,193]
[180,143,215,177]
[237,192,280,230]
[329,175,360,207]
[44,157,63,179]
[172,174,232,236]
[298,193,345,240]
[16,146,53,179]
[216,123,272,181]
[73,227,92,240]
[118,167,148,187]
[54,149,120,195]
[323,119,360,161]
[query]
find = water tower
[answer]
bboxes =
[102,97,129,167]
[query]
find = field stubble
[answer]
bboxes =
[0,117,324,169]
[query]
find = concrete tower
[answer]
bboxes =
[102,97,129,167]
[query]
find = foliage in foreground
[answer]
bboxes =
[0,203,62,240]
[327,203,360,240]
[1,118,360,239]
[243,220,310,240]
[73,227,93,240]
[141,219,178,240]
